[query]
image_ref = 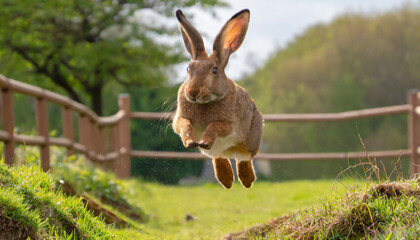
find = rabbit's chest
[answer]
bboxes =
[194,125,238,149]
[182,99,234,124]
[194,126,250,161]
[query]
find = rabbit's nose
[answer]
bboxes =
[187,89,199,101]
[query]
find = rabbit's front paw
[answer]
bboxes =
[197,139,213,150]
[184,139,198,148]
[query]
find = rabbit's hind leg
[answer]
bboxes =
[237,160,256,188]
[212,157,234,189]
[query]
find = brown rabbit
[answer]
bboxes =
[172,9,263,189]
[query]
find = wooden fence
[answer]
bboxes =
[0,74,419,178]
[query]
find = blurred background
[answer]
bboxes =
[1,0,419,184]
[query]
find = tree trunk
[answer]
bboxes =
[51,64,82,103]
[90,85,103,115]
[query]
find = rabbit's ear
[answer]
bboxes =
[176,9,207,59]
[213,9,250,68]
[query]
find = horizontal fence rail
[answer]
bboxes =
[131,149,411,160]
[263,105,411,122]
[131,104,411,122]
[1,73,420,178]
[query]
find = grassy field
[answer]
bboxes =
[5,150,417,239]
[228,180,420,239]
[0,152,356,239]
[123,179,353,239]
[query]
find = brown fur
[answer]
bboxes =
[237,161,256,188]
[173,9,263,188]
[213,158,234,189]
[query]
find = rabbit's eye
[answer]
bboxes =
[186,66,190,72]
[212,66,218,74]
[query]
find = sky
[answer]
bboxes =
[173,0,416,82]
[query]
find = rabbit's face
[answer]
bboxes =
[184,58,229,104]
[176,9,250,103]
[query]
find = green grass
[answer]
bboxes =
[226,180,420,240]
[115,179,354,239]
[0,164,114,239]
[52,154,146,222]
[5,146,418,239]
[0,155,350,239]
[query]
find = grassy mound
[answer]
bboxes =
[13,145,146,223]
[0,164,114,239]
[224,180,420,239]
[52,154,146,222]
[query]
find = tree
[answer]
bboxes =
[0,0,225,114]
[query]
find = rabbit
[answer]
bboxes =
[172,9,263,189]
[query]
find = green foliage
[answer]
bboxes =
[0,0,225,114]
[0,0,220,183]
[243,6,420,180]
[50,149,147,219]
[54,155,126,204]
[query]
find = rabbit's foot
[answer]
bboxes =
[237,160,256,188]
[213,157,234,189]
[184,139,197,148]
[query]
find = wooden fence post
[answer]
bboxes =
[93,124,100,156]
[87,119,94,159]
[114,94,131,178]
[109,123,119,172]
[62,107,74,156]
[36,97,50,172]
[78,114,87,155]
[98,126,106,155]
[408,90,420,175]
[1,88,14,166]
